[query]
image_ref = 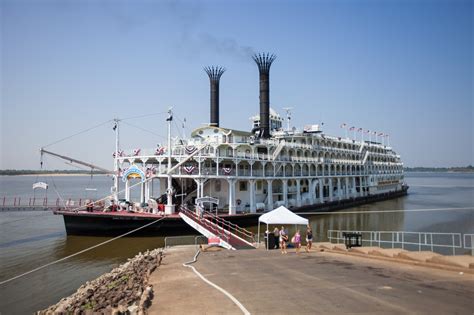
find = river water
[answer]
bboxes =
[0,172,473,314]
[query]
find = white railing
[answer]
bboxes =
[327,230,468,255]
[463,234,474,249]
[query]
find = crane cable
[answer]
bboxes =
[42,119,114,149]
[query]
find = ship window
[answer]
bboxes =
[239,181,248,191]
[257,180,262,190]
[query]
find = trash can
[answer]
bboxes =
[343,232,362,249]
[264,232,276,249]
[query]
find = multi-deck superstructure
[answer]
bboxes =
[112,53,407,216]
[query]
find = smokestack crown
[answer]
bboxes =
[204,66,226,82]
[252,53,276,74]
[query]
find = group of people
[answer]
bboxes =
[273,225,313,254]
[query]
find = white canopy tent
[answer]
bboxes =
[257,206,309,249]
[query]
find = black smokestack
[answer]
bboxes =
[204,66,225,127]
[253,53,276,138]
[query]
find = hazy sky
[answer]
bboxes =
[1,0,472,170]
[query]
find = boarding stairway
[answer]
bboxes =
[179,207,256,250]
[272,140,286,160]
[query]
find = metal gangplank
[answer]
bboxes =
[179,207,256,250]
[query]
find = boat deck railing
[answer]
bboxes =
[327,230,472,255]
[0,196,100,211]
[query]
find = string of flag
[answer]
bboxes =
[340,123,390,146]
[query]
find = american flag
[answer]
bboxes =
[155,146,165,155]
[112,150,124,158]
[222,167,232,175]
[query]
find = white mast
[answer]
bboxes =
[283,107,292,132]
[113,118,120,202]
[165,108,175,214]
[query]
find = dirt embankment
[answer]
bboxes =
[38,249,163,314]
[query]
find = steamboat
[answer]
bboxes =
[53,53,408,236]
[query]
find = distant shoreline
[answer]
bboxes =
[16,173,110,177]
[404,166,473,173]
[0,170,109,176]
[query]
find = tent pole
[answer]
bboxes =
[257,221,260,248]
[266,223,269,251]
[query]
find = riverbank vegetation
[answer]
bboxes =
[404,166,473,172]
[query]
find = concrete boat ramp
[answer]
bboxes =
[148,245,474,314]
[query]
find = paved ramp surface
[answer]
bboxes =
[148,246,242,314]
[149,246,474,314]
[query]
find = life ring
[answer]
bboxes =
[236,199,241,205]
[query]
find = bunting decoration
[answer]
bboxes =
[133,148,141,156]
[183,165,196,174]
[222,167,232,175]
[364,129,370,134]
[340,123,347,128]
[185,145,197,155]
[349,126,355,131]
[357,128,363,132]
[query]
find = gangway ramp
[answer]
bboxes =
[179,207,256,250]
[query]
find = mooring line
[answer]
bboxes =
[295,206,474,215]
[0,217,166,286]
[183,250,251,315]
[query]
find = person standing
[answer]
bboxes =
[305,224,313,252]
[279,226,288,254]
[273,227,280,249]
[293,230,302,254]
